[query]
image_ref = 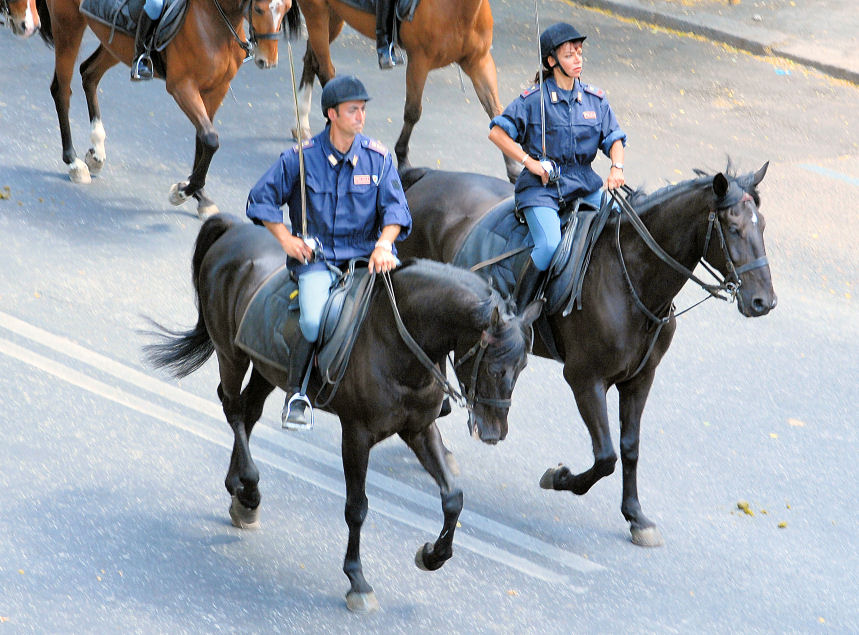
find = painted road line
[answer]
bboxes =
[800,164,859,187]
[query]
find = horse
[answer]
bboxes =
[1,0,39,37]
[397,162,777,547]
[143,214,540,612]
[34,0,300,218]
[292,0,520,183]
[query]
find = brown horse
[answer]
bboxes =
[293,0,519,182]
[397,162,777,547]
[2,0,39,36]
[34,0,299,218]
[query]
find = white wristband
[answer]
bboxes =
[521,154,529,165]
[374,239,393,252]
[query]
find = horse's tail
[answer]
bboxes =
[142,214,236,378]
[284,0,301,40]
[398,166,432,192]
[35,0,54,48]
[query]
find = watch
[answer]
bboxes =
[611,163,624,170]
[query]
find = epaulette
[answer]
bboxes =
[582,83,605,99]
[362,138,388,156]
[519,84,539,98]
[291,138,315,153]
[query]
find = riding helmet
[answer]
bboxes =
[320,75,372,117]
[539,22,586,64]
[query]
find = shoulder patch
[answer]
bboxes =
[582,83,605,99]
[291,138,315,153]
[519,84,539,99]
[363,139,388,156]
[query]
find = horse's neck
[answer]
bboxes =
[621,190,709,309]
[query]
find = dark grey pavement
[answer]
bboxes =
[575,0,859,84]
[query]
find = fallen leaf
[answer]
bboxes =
[507,589,518,596]
[778,522,787,528]
[737,501,754,516]
[769,433,778,439]
[787,418,806,427]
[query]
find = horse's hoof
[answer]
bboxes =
[197,202,220,221]
[84,148,105,175]
[630,525,664,547]
[444,451,460,477]
[414,542,433,571]
[345,590,379,614]
[169,181,191,206]
[229,495,260,529]
[539,465,562,489]
[68,158,91,184]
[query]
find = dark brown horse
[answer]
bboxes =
[2,0,39,36]
[292,0,519,182]
[397,163,777,547]
[144,214,540,612]
[34,0,299,218]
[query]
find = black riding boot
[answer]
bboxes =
[375,0,403,69]
[131,11,158,81]
[281,335,316,430]
[515,261,548,309]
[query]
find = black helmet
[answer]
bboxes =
[320,75,372,117]
[539,22,586,63]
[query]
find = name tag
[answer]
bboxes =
[353,174,371,185]
[582,111,597,119]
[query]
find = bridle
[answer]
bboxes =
[608,184,770,376]
[380,271,514,433]
[211,0,286,62]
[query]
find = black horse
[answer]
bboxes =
[144,214,540,613]
[397,162,777,547]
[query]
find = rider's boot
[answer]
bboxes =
[375,0,402,69]
[515,261,548,309]
[281,335,316,430]
[131,11,158,81]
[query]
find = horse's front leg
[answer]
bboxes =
[617,371,664,547]
[399,422,463,572]
[340,424,379,613]
[79,45,118,177]
[394,57,429,171]
[540,378,617,495]
[460,52,518,183]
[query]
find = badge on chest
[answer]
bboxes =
[353,174,371,185]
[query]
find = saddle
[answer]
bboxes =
[452,196,612,360]
[234,259,376,398]
[337,0,420,23]
[80,0,187,58]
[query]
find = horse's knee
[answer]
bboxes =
[199,130,219,153]
[595,454,617,478]
[403,102,421,126]
[344,495,368,527]
[441,488,463,517]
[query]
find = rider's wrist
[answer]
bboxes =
[374,239,393,252]
[521,154,529,165]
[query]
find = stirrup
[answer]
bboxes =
[282,393,313,431]
[377,44,396,70]
[131,54,154,81]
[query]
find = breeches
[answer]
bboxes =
[522,189,603,271]
[143,0,164,19]
[298,269,337,342]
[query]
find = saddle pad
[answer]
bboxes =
[336,0,420,23]
[80,0,186,50]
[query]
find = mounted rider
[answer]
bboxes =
[246,75,412,429]
[375,0,404,69]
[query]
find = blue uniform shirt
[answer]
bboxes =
[490,77,627,209]
[246,129,412,274]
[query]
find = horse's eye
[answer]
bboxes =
[728,225,740,235]
[253,6,264,14]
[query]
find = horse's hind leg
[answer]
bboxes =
[617,372,664,547]
[399,423,463,572]
[48,8,89,183]
[540,379,617,495]
[340,423,379,613]
[218,360,274,529]
[80,44,118,176]
[394,57,430,170]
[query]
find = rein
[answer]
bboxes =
[380,271,512,427]
[211,0,284,61]
[608,186,769,376]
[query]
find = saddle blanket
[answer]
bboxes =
[80,0,186,50]
[337,0,420,23]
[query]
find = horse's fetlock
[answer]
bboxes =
[595,455,617,478]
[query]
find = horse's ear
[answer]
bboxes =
[519,299,544,328]
[753,161,769,185]
[713,173,729,198]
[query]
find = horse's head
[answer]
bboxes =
[705,162,777,317]
[453,298,542,445]
[246,0,296,69]
[2,0,40,37]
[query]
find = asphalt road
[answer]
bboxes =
[1,0,857,631]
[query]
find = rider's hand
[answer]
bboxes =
[607,166,625,190]
[283,234,313,264]
[369,244,398,274]
[524,156,550,186]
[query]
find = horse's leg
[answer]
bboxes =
[340,424,379,614]
[48,10,89,183]
[399,423,463,572]
[294,43,319,140]
[394,57,430,170]
[460,53,519,183]
[617,371,664,547]
[294,16,343,140]
[540,379,618,495]
[165,82,225,219]
[79,44,118,176]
